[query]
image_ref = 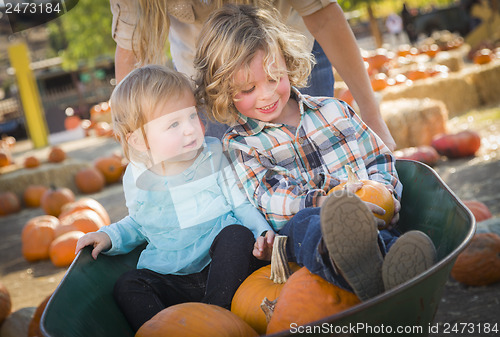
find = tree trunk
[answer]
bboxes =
[367,3,383,48]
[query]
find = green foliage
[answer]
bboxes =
[47,0,116,71]
[339,0,456,17]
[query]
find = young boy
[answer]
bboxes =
[194,4,436,300]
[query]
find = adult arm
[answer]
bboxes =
[115,46,137,83]
[302,3,396,151]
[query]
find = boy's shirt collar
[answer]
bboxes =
[231,87,326,136]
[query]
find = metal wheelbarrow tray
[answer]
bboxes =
[41,160,476,336]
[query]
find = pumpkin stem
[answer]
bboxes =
[270,235,291,284]
[261,297,277,324]
[344,165,360,185]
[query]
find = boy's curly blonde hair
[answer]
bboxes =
[110,64,194,163]
[194,4,314,125]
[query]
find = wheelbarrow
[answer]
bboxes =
[40,160,475,337]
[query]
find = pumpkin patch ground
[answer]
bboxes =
[0,107,499,336]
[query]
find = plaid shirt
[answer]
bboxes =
[223,88,402,230]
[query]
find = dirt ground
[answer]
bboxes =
[1,106,499,336]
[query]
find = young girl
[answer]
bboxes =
[194,4,436,301]
[75,65,274,332]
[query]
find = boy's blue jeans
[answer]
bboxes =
[278,207,399,290]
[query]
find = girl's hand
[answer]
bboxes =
[75,232,112,260]
[253,231,276,261]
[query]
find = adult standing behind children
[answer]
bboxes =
[110,0,396,151]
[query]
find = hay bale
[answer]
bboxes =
[0,159,90,198]
[465,60,500,106]
[381,72,480,117]
[434,50,465,72]
[380,98,448,150]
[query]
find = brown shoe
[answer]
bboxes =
[320,189,384,301]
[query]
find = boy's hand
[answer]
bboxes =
[385,185,401,229]
[253,231,276,261]
[75,232,112,260]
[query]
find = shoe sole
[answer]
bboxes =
[382,230,437,290]
[320,190,384,301]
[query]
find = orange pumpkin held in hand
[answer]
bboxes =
[329,166,394,228]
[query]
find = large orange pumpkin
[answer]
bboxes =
[266,267,360,334]
[49,230,85,267]
[59,197,110,226]
[328,166,394,228]
[22,215,60,262]
[75,167,105,194]
[0,192,21,216]
[136,303,258,337]
[56,209,106,237]
[94,156,124,184]
[451,233,500,286]
[23,185,49,208]
[431,130,481,158]
[462,200,492,222]
[231,235,300,334]
[0,281,11,325]
[40,187,75,217]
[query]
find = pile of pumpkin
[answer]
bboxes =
[0,149,126,217]
[21,196,110,268]
[65,101,115,138]
[394,129,481,166]
[451,200,500,287]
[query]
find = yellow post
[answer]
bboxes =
[8,42,48,148]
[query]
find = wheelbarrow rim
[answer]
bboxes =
[267,159,476,335]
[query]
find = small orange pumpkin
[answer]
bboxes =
[22,215,60,262]
[64,115,81,130]
[0,192,21,216]
[28,294,52,337]
[0,281,12,325]
[231,235,300,334]
[23,185,49,208]
[329,166,394,228]
[0,148,12,167]
[24,156,40,169]
[462,200,492,223]
[370,73,388,92]
[394,145,440,166]
[94,156,124,184]
[75,167,106,194]
[49,230,85,267]
[56,209,106,237]
[40,186,75,217]
[451,233,500,286]
[48,146,66,163]
[473,49,494,65]
[136,303,258,337]
[59,197,110,226]
[266,267,360,334]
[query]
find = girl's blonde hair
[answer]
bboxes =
[193,4,314,125]
[134,0,269,67]
[110,64,194,162]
